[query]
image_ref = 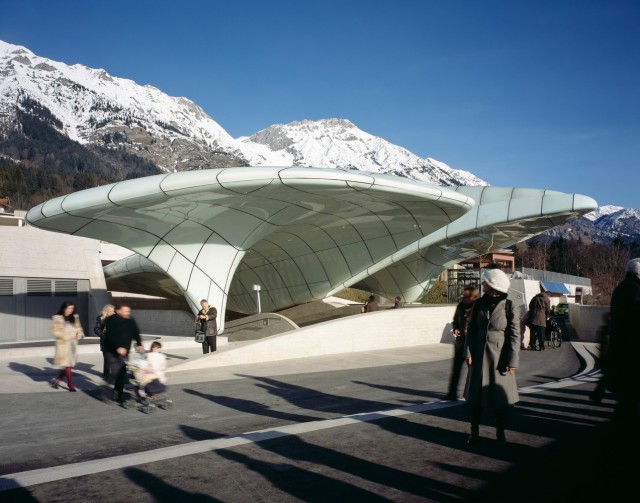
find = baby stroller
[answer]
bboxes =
[123,354,173,414]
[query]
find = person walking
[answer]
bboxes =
[51,301,85,392]
[196,299,218,354]
[103,303,143,403]
[93,303,115,378]
[393,296,404,309]
[446,285,478,400]
[464,269,520,445]
[528,289,551,351]
[605,258,640,440]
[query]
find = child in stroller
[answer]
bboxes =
[125,341,173,412]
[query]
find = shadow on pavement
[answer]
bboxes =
[8,361,101,392]
[124,467,221,502]
[235,374,396,415]
[352,379,450,402]
[467,424,637,502]
[183,388,320,423]
[215,448,392,503]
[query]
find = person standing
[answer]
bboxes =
[447,285,478,400]
[363,294,379,313]
[103,303,143,403]
[93,303,115,378]
[528,289,551,351]
[605,258,640,439]
[196,299,218,354]
[464,269,520,445]
[51,301,85,392]
[393,296,404,309]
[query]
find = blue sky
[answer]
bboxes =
[1,0,638,209]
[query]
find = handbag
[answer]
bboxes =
[194,330,206,343]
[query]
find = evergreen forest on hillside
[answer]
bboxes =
[0,105,162,210]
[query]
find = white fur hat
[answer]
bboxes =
[482,269,511,294]
[626,258,640,277]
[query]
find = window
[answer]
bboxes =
[0,278,13,296]
[27,279,52,297]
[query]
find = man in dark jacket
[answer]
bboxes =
[447,285,478,400]
[103,303,143,402]
[606,258,640,438]
[196,299,218,354]
[528,290,551,351]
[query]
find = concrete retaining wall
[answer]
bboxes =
[167,304,456,371]
[568,304,609,343]
[130,309,195,337]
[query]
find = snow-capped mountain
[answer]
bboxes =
[240,119,485,185]
[538,206,640,245]
[583,205,625,221]
[0,39,485,186]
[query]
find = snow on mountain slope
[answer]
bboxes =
[0,40,234,149]
[241,119,486,186]
[583,205,625,221]
[1,39,485,186]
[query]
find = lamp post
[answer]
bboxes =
[253,284,261,313]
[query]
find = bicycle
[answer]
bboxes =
[546,318,563,349]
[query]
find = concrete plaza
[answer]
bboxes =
[0,328,632,502]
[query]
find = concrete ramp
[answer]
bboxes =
[166,305,456,372]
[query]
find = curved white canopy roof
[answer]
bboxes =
[26,167,476,331]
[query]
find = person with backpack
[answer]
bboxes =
[464,269,520,446]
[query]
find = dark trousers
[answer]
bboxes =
[448,337,465,397]
[531,325,546,350]
[101,351,109,378]
[106,352,129,396]
[145,379,167,395]
[469,405,507,434]
[202,335,217,354]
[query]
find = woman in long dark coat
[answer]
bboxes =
[464,269,520,445]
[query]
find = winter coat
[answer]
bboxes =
[464,294,520,408]
[528,293,550,327]
[197,306,218,336]
[146,351,167,384]
[606,273,640,394]
[103,315,142,355]
[52,314,84,367]
[452,300,474,350]
[363,300,379,313]
[94,315,107,351]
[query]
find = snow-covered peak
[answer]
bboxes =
[242,118,487,186]
[0,40,233,148]
[583,205,625,221]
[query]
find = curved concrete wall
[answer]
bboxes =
[167,305,456,371]
[568,304,609,343]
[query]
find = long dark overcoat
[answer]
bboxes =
[606,273,640,395]
[464,295,520,408]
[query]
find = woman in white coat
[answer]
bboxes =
[464,269,520,445]
[51,301,85,391]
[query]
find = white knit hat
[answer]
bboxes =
[626,258,640,278]
[482,269,511,294]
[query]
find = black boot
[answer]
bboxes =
[495,408,507,445]
[467,406,482,445]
